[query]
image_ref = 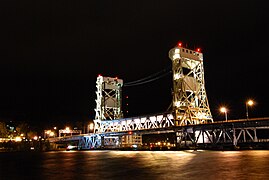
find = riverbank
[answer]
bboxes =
[2,140,269,152]
[0,140,50,152]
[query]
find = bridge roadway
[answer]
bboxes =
[48,116,269,150]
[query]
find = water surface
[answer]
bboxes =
[1,150,268,179]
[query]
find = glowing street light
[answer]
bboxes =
[246,100,254,120]
[220,107,228,122]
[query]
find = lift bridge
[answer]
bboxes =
[52,43,269,150]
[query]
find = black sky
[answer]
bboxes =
[0,0,268,128]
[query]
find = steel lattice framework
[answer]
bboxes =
[169,45,213,126]
[49,117,269,150]
[93,44,213,135]
[174,117,269,148]
[94,75,123,121]
[94,113,174,134]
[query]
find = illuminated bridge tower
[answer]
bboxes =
[169,43,213,126]
[94,75,123,134]
[94,75,123,121]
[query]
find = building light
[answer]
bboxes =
[49,132,55,137]
[89,123,94,130]
[15,137,22,142]
[65,127,70,133]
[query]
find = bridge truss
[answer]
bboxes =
[95,75,123,121]
[175,118,269,149]
[94,113,174,134]
[169,44,213,126]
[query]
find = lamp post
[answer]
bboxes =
[220,107,228,122]
[246,100,254,120]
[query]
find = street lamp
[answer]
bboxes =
[246,100,254,120]
[220,107,228,122]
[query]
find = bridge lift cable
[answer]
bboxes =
[124,66,171,86]
[124,70,172,87]
[124,66,171,85]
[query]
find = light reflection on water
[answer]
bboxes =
[1,150,269,179]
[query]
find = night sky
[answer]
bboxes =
[0,0,268,128]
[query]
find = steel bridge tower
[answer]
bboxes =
[169,43,213,126]
[93,75,142,148]
[94,75,123,121]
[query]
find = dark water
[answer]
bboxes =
[1,150,269,179]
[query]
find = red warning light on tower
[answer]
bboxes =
[196,48,201,52]
[178,42,183,47]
